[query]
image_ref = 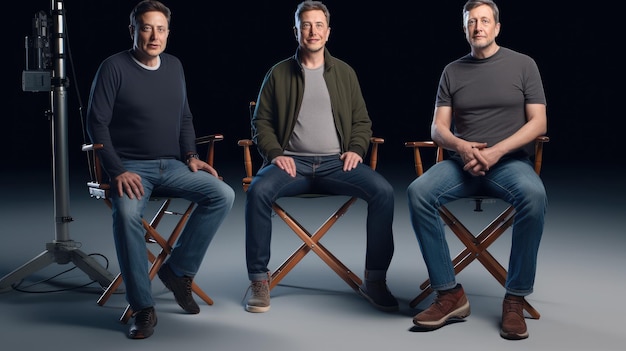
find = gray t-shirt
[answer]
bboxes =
[285,65,341,156]
[436,47,546,155]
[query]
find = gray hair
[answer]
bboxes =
[462,0,500,25]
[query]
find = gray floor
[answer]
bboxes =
[1,163,624,350]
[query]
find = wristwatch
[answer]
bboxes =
[185,153,200,164]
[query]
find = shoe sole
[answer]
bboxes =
[128,328,155,339]
[245,304,270,313]
[500,329,529,340]
[412,300,471,329]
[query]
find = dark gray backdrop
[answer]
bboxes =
[7,1,617,173]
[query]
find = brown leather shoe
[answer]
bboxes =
[413,284,470,329]
[500,295,529,340]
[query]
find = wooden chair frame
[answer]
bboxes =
[238,137,383,292]
[404,136,549,319]
[81,134,223,324]
[238,102,384,292]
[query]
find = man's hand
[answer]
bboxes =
[272,155,296,177]
[340,151,363,171]
[115,171,144,199]
[461,142,506,176]
[187,158,219,178]
[460,142,489,176]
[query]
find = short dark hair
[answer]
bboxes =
[294,1,330,26]
[129,0,172,27]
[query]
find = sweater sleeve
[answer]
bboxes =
[86,58,126,179]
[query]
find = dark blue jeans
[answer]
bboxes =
[407,155,547,296]
[245,155,395,281]
[110,159,235,311]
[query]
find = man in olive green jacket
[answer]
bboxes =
[253,48,372,166]
[244,0,397,315]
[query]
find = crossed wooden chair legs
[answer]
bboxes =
[96,198,214,324]
[409,202,541,319]
[267,198,363,292]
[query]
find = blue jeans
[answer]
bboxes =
[110,159,235,311]
[406,154,547,296]
[245,155,395,282]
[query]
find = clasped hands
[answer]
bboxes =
[461,142,496,176]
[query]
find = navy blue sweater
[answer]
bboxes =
[86,50,196,179]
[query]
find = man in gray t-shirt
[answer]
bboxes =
[407,0,548,341]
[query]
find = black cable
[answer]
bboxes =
[11,252,111,294]
[60,0,95,181]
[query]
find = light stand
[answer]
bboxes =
[0,0,114,292]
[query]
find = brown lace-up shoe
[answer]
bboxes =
[500,294,529,340]
[413,284,470,329]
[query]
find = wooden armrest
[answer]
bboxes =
[404,141,437,149]
[533,136,549,175]
[237,139,254,147]
[404,140,441,176]
[81,132,225,195]
[237,139,254,189]
[195,133,224,167]
[368,137,384,171]
[404,136,549,176]
[195,134,224,145]
[237,137,384,189]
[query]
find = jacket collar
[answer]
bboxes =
[293,47,335,71]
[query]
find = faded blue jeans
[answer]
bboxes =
[245,155,395,282]
[110,158,235,311]
[406,154,547,296]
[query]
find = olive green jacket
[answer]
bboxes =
[252,48,372,166]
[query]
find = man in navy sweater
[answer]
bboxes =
[86,0,234,339]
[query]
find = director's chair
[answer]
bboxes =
[238,101,384,293]
[404,136,549,319]
[81,134,223,323]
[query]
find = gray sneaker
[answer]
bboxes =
[245,277,270,313]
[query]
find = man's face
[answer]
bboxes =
[130,10,170,65]
[294,9,330,54]
[463,4,500,50]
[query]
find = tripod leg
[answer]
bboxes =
[0,244,115,293]
[2,1,116,293]
[70,249,116,289]
[0,250,55,292]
